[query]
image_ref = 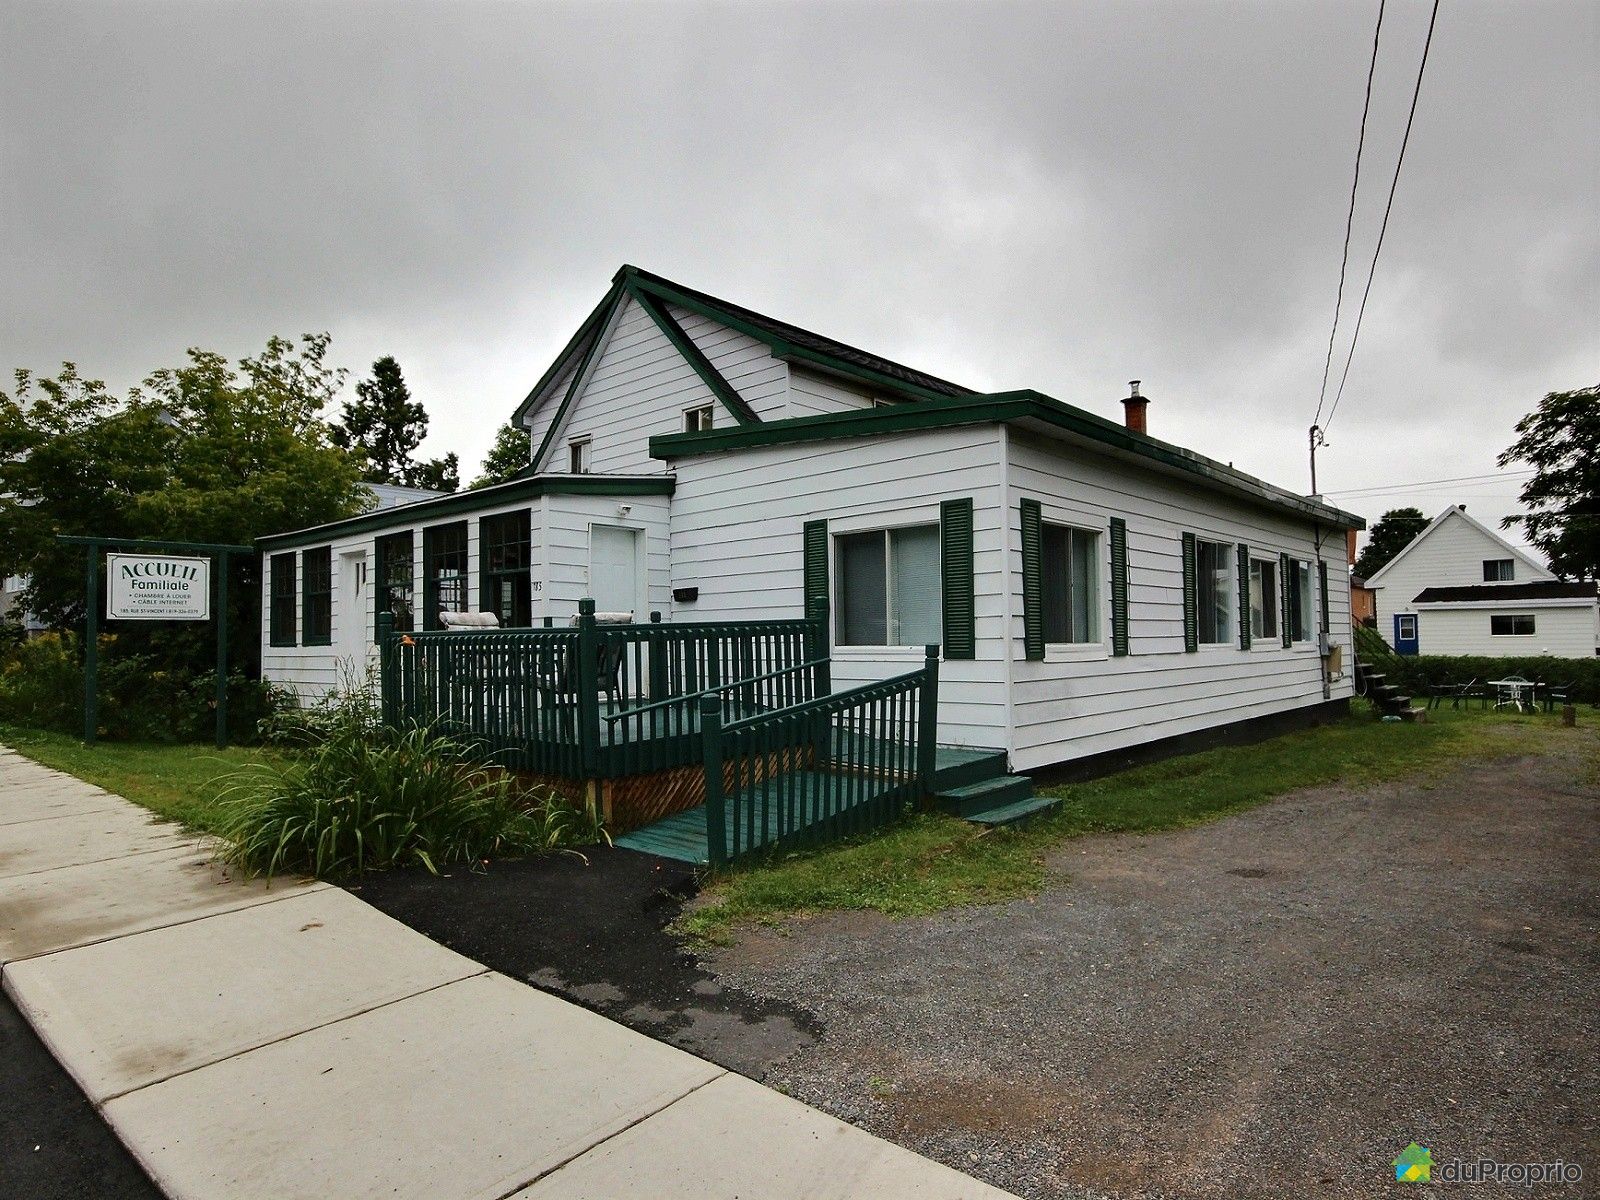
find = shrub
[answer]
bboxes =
[215,721,606,879]
[1374,654,1600,706]
[258,677,381,748]
[0,632,82,731]
[0,632,288,742]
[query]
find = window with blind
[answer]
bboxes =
[375,531,415,632]
[269,552,296,647]
[302,547,332,646]
[423,522,468,630]
[480,510,532,627]
[1248,557,1278,641]
[1042,524,1099,644]
[1286,559,1313,642]
[1195,539,1234,645]
[835,525,941,647]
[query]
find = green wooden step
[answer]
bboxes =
[929,747,1009,792]
[965,792,1058,827]
[936,773,1033,817]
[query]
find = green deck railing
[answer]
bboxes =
[377,599,829,779]
[699,645,939,867]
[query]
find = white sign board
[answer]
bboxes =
[106,553,210,621]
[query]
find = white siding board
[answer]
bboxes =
[788,367,879,417]
[1005,432,1352,771]
[1417,603,1597,658]
[536,297,714,475]
[670,427,1009,748]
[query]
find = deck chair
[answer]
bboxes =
[534,615,630,711]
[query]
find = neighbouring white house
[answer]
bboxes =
[1366,504,1599,658]
[258,265,1362,773]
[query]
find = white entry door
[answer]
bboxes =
[588,525,642,616]
[335,549,368,682]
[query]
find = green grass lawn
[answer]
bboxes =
[677,708,1570,943]
[0,724,276,836]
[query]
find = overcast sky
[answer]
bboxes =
[3,0,1596,549]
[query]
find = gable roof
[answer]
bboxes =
[509,265,975,436]
[1365,505,1548,587]
[506,265,1362,530]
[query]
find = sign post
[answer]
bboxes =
[58,537,254,748]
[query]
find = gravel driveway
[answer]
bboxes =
[704,727,1599,1199]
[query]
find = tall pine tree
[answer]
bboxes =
[333,356,458,490]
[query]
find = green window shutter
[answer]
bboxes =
[1020,499,1044,661]
[940,498,975,659]
[1280,553,1293,648]
[1237,542,1252,650]
[1181,532,1198,653]
[1109,517,1130,657]
[1318,559,1331,632]
[803,519,829,618]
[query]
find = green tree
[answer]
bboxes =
[0,336,368,635]
[332,355,457,491]
[1354,507,1428,579]
[1499,383,1600,580]
[470,422,529,489]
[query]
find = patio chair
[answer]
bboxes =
[1543,681,1575,714]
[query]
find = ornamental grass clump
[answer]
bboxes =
[215,721,603,880]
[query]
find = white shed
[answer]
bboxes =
[1365,505,1597,658]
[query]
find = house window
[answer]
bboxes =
[423,521,469,630]
[1249,558,1279,641]
[1397,614,1418,641]
[480,509,532,627]
[1491,613,1535,636]
[269,552,296,647]
[302,547,332,646]
[375,531,415,632]
[684,404,714,433]
[1042,524,1099,644]
[1286,559,1314,642]
[1483,559,1515,582]
[835,525,941,647]
[568,438,591,474]
[1195,539,1234,645]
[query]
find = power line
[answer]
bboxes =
[1323,469,1533,497]
[1312,0,1387,430]
[1322,0,1443,434]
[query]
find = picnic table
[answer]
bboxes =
[1487,677,1539,714]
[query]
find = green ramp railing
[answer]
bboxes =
[699,644,939,868]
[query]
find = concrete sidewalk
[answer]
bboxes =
[0,746,1014,1200]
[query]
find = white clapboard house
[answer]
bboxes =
[1367,504,1599,658]
[259,265,1362,780]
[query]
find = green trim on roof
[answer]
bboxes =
[650,391,1364,530]
[529,289,622,473]
[257,475,675,550]
[622,268,961,404]
[511,280,625,429]
[625,282,758,425]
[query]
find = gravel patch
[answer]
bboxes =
[704,731,1600,1199]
